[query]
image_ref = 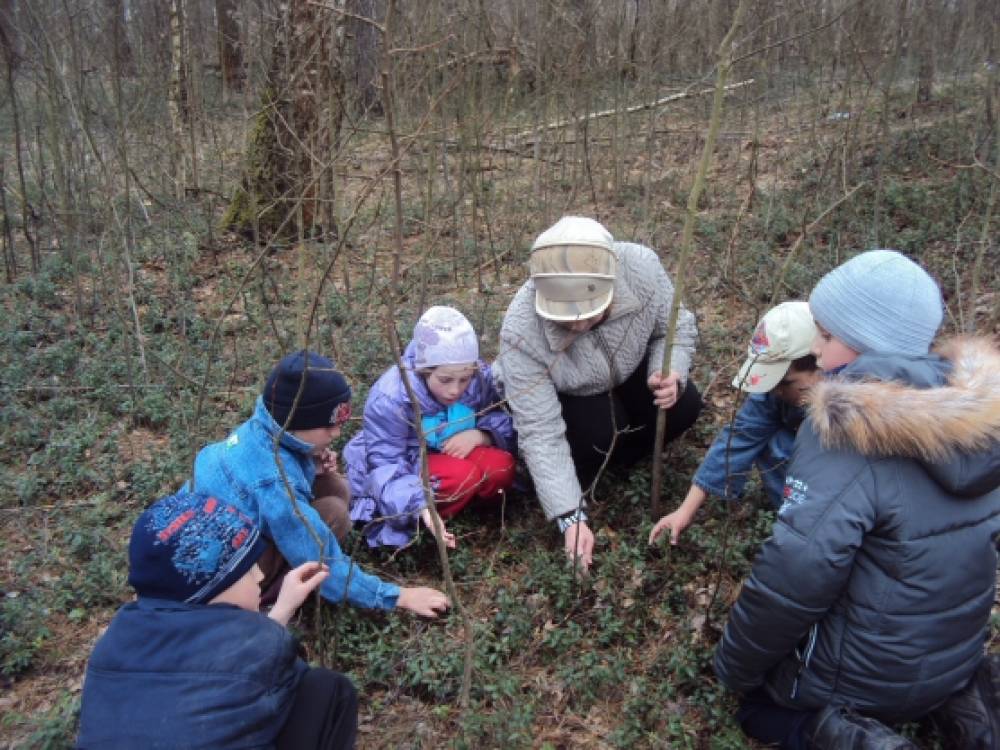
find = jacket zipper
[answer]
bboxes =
[790,623,819,700]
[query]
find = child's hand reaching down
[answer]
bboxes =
[420,508,457,548]
[396,586,451,617]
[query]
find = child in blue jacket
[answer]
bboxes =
[650,302,820,546]
[191,350,449,617]
[77,490,356,749]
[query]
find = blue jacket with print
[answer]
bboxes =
[191,397,399,610]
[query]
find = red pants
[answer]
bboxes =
[427,446,516,519]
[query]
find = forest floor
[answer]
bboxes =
[1,74,998,749]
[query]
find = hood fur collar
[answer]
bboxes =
[808,338,1000,462]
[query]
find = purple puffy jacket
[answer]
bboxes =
[343,341,515,548]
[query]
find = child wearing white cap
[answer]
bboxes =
[649,301,820,546]
[343,306,517,549]
[715,250,1000,749]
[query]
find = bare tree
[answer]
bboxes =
[0,0,19,73]
[167,0,191,198]
[105,0,135,77]
[223,0,346,240]
[348,0,381,115]
[216,0,243,92]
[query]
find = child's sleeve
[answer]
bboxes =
[473,362,516,454]
[713,423,874,693]
[692,394,782,499]
[357,392,429,530]
[260,481,400,610]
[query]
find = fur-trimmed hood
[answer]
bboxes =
[808,338,1000,497]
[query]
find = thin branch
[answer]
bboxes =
[380,0,474,710]
[731,0,858,66]
[651,0,748,517]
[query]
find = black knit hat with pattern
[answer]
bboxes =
[128,490,267,604]
[262,350,351,430]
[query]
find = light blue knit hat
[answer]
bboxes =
[809,249,943,356]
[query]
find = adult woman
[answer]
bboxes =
[495,216,702,571]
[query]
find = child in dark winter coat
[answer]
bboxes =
[714,250,1000,749]
[192,350,450,617]
[344,306,516,549]
[649,301,820,546]
[77,490,357,749]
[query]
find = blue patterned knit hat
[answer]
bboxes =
[809,249,943,356]
[128,491,267,604]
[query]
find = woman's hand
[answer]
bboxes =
[647,371,682,409]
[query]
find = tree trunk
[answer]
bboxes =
[167,0,189,198]
[914,0,935,103]
[348,0,381,115]
[215,0,243,92]
[105,0,136,77]
[222,0,345,241]
[0,0,19,73]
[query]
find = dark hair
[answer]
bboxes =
[788,354,818,373]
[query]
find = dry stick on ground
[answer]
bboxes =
[506,79,755,145]
[380,0,474,710]
[650,0,748,518]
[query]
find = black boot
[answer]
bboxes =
[931,654,1000,750]
[807,706,917,749]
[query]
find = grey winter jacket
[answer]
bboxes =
[494,242,697,520]
[714,338,1000,723]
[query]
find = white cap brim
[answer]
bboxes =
[535,286,614,322]
[732,356,792,394]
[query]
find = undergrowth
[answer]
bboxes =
[1,87,996,747]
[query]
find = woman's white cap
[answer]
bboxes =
[529,216,615,322]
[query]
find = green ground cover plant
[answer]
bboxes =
[1,66,997,748]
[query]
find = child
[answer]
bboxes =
[649,301,820,546]
[192,350,450,617]
[344,306,516,549]
[713,250,1000,749]
[77,490,357,749]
